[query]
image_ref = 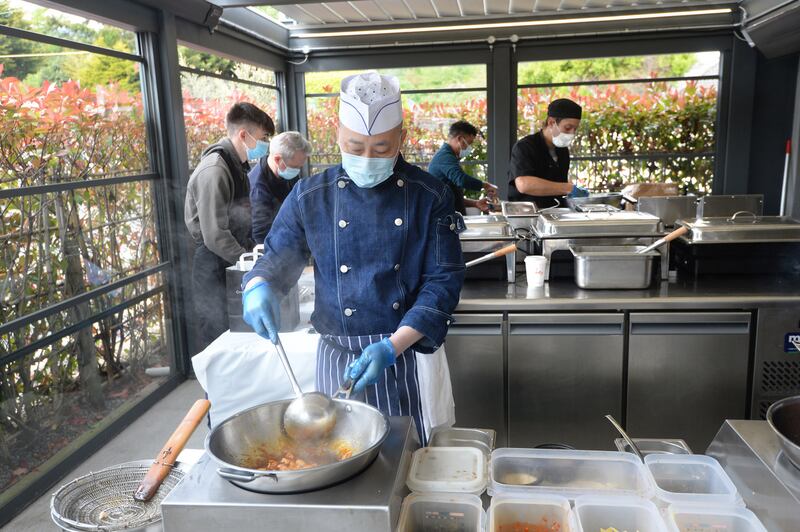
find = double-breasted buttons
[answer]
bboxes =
[394,218,403,227]
[338,219,348,228]
[338,180,347,189]
[397,179,404,187]
[340,265,350,273]
[394,264,400,271]
[344,308,354,317]
[392,302,400,310]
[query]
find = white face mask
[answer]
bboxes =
[551,124,576,148]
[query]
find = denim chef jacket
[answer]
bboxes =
[243,155,466,353]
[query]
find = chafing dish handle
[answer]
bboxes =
[217,468,278,483]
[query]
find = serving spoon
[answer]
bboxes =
[273,333,337,441]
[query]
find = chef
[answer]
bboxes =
[241,72,464,444]
[508,98,590,208]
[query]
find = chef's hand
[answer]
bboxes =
[475,198,490,213]
[242,281,281,343]
[568,185,590,198]
[345,338,396,394]
[482,182,498,199]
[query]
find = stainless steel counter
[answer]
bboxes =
[457,276,800,311]
[708,420,800,532]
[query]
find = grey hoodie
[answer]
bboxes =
[184,138,252,264]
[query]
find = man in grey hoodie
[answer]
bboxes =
[185,102,275,350]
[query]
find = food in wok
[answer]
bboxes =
[241,436,355,471]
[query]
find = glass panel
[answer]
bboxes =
[178,45,277,86]
[304,64,486,94]
[0,37,149,186]
[570,155,715,195]
[518,51,720,85]
[0,291,172,493]
[306,91,489,182]
[182,71,280,167]
[1,181,161,324]
[1,0,137,54]
[516,52,719,195]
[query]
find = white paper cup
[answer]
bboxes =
[524,256,547,287]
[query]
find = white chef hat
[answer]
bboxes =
[339,71,402,136]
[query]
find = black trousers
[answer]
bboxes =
[191,244,232,352]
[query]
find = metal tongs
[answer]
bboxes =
[334,377,354,399]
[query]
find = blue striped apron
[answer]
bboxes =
[316,333,427,445]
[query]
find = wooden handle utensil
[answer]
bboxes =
[133,398,210,501]
[465,243,519,268]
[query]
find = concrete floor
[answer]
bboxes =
[4,379,208,531]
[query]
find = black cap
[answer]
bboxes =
[547,98,582,120]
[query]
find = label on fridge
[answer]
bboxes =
[785,333,800,353]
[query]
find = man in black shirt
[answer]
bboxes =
[507,98,589,208]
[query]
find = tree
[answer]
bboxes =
[0,1,40,79]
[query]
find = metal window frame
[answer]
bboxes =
[517,74,720,90]
[0,23,143,61]
[178,65,280,90]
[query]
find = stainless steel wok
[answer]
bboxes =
[767,395,800,470]
[206,398,389,493]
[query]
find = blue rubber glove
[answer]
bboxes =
[568,185,591,198]
[242,281,281,343]
[345,338,397,394]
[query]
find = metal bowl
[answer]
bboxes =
[767,395,800,470]
[205,398,389,493]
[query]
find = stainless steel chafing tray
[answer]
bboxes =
[460,220,518,282]
[501,201,539,231]
[462,214,507,224]
[534,211,662,239]
[677,213,800,244]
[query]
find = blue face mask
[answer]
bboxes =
[341,152,397,188]
[277,161,301,180]
[247,140,269,161]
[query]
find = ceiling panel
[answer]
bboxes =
[458,0,488,16]
[510,0,537,13]
[325,1,370,21]
[405,0,440,18]
[434,0,465,17]
[276,0,733,27]
[350,1,393,20]
[380,0,417,18]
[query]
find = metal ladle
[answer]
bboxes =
[273,334,337,441]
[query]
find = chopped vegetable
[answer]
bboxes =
[242,439,354,471]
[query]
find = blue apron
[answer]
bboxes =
[316,333,426,445]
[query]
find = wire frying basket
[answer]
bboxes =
[50,460,185,532]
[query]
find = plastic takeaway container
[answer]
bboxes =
[666,504,768,532]
[397,492,485,532]
[429,427,496,461]
[488,494,578,532]
[644,454,743,507]
[407,447,487,495]
[488,448,654,500]
[574,495,669,532]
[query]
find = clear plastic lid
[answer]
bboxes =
[488,448,654,500]
[407,447,487,495]
[489,494,578,532]
[574,495,669,532]
[644,454,742,507]
[666,504,768,532]
[397,492,485,532]
[429,427,496,461]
